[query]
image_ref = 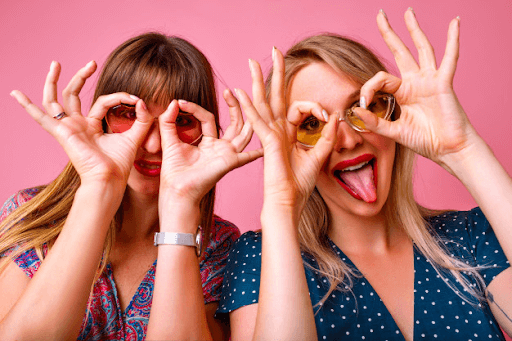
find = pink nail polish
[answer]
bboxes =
[178,99,188,104]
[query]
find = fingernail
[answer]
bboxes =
[178,99,188,104]
[322,109,329,122]
[379,9,388,19]
[248,58,254,72]
[9,90,15,97]
[408,7,415,14]
[141,101,148,111]
[234,88,241,97]
[129,95,139,100]
[456,16,461,25]
[336,111,345,122]
[86,60,95,67]
[360,96,367,110]
[272,46,276,61]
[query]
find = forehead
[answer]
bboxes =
[287,62,361,112]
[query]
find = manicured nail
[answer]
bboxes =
[10,90,15,97]
[178,99,188,104]
[272,46,276,61]
[379,9,387,19]
[234,88,241,97]
[86,60,95,67]
[322,109,329,122]
[129,95,139,100]
[456,16,461,25]
[360,96,367,110]
[336,111,345,122]
[408,7,415,14]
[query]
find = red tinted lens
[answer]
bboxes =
[106,104,136,133]
[176,113,202,145]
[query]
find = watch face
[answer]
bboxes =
[195,226,203,257]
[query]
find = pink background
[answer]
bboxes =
[1,1,511,336]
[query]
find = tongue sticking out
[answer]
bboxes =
[337,163,377,203]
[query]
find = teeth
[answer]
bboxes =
[141,164,161,169]
[342,160,370,172]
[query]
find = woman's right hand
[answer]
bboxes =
[235,49,338,218]
[10,61,154,186]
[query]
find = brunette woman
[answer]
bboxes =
[0,33,259,340]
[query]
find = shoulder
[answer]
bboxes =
[0,187,41,223]
[427,207,489,241]
[209,216,241,246]
[226,230,262,263]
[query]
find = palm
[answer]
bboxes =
[360,12,473,165]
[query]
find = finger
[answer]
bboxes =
[269,47,286,119]
[178,99,218,138]
[235,87,273,143]
[231,120,254,152]
[376,9,419,74]
[359,71,402,106]
[88,92,140,121]
[232,148,264,168]
[159,100,182,147]
[249,58,273,122]
[287,101,328,126]
[11,90,59,132]
[353,107,401,141]
[121,99,154,146]
[439,17,461,82]
[222,88,244,141]
[62,61,97,116]
[42,61,65,117]
[404,8,437,70]
[309,113,337,163]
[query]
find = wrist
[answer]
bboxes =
[437,129,487,177]
[158,199,201,233]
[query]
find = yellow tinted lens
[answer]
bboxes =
[297,116,326,146]
[347,94,393,131]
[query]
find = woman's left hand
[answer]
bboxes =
[356,9,477,171]
[157,92,261,209]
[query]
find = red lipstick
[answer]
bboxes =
[332,153,378,203]
[134,159,162,177]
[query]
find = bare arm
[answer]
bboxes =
[0,61,153,340]
[235,49,338,340]
[357,9,512,331]
[145,94,259,340]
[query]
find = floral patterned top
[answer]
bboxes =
[0,188,240,340]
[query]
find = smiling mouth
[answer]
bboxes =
[134,160,162,177]
[334,158,377,203]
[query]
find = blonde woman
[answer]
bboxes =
[0,33,259,340]
[219,9,512,340]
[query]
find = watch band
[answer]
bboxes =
[154,226,203,257]
[154,232,195,247]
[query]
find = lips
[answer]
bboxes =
[134,159,162,177]
[333,153,378,203]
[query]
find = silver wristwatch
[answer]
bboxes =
[154,226,203,257]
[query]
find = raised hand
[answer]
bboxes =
[235,48,338,217]
[356,9,476,170]
[157,90,261,210]
[10,61,154,185]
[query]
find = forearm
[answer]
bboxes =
[441,131,512,262]
[146,202,212,341]
[254,205,317,341]
[0,182,124,340]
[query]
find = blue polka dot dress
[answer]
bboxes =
[218,208,510,340]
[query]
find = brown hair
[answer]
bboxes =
[0,33,219,276]
[267,34,484,308]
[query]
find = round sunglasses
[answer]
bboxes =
[297,93,395,147]
[105,104,203,145]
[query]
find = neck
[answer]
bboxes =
[328,207,409,256]
[118,188,160,241]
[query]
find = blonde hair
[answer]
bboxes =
[0,33,219,278]
[267,34,485,308]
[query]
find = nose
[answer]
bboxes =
[333,118,364,151]
[141,120,162,154]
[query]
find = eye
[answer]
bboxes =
[109,104,136,120]
[175,114,194,127]
[299,116,322,133]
